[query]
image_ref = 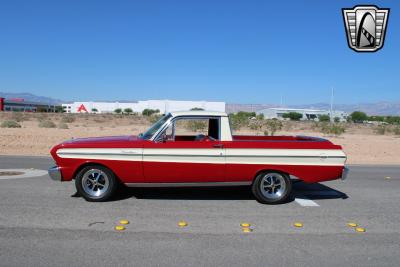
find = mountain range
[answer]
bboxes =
[226,102,400,115]
[1,92,399,115]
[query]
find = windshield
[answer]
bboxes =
[140,114,172,140]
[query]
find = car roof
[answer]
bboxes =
[169,110,228,117]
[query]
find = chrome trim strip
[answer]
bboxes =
[57,152,141,156]
[48,166,62,181]
[57,152,345,159]
[124,181,252,187]
[143,154,346,159]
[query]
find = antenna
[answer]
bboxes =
[280,94,283,107]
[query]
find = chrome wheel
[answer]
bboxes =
[81,169,110,198]
[260,172,286,200]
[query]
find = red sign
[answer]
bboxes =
[9,98,24,102]
[77,104,88,113]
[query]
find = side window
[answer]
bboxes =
[175,118,209,137]
[162,117,220,141]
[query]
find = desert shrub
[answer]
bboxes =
[61,115,75,123]
[142,109,160,116]
[249,119,264,132]
[148,114,162,124]
[282,112,303,121]
[10,112,25,122]
[265,119,283,136]
[58,123,69,129]
[319,122,345,136]
[334,117,341,123]
[39,120,56,128]
[186,120,207,132]
[91,108,98,113]
[374,125,387,135]
[229,111,255,130]
[350,111,368,123]
[1,120,21,128]
[319,114,330,122]
[36,113,48,122]
[93,117,106,123]
[393,126,400,136]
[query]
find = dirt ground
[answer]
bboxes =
[1,113,399,165]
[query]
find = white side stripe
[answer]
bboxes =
[56,148,346,166]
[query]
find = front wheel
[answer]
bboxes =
[75,165,118,202]
[252,171,292,204]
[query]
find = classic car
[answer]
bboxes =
[49,111,348,204]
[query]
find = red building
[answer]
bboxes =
[0,97,59,112]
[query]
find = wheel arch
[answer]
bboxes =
[73,162,121,183]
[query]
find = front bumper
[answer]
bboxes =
[48,166,62,181]
[341,166,349,180]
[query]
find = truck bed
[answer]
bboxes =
[232,135,326,142]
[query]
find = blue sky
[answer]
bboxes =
[0,0,398,104]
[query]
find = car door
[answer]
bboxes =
[143,116,226,183]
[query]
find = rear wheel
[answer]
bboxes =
[252,171,292,204]
[75,165,118,202]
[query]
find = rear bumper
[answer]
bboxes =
[341,166,349,180]
[48,166,62,181]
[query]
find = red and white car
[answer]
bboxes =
[49,111,348,204]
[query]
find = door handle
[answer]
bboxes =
[213,144,224,148]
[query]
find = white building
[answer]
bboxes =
[257,108,348,122]
[62,100,225,114]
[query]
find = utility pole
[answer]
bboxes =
[280,94,283,107]
[330,87,334,122]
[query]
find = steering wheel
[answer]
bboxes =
[195,134,216,142]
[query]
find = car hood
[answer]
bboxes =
[63,135,139,145]
[50,135,144,160]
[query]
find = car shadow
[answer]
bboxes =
[292,180,348,200]
[113,186,255,201]
[99,180,348,203]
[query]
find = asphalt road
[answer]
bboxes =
[0,155,399,266]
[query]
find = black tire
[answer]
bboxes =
[75,165,118,202]
[252,171,292,204]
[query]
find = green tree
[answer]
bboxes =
[56,106,65,113]
[124,108,133,114]
[319,114,330,122]
[91,108,98,113]
[350,111,368,123]
[282,112,303,121]
[114,108,122,114]
[385,116,400,125]
[368,115,385,122]
[142,109,160,116]
[334,117,341,123]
